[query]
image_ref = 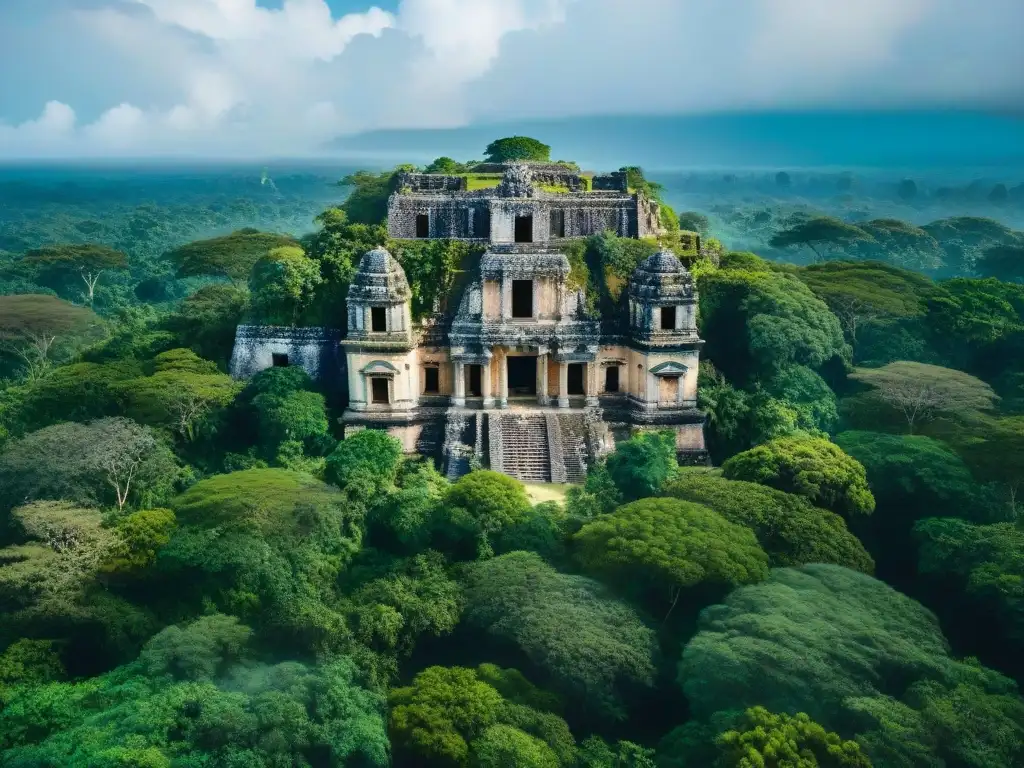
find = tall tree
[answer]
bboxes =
[0,294,99,380]
[573,497,769,620]
[797,261,932,353]
[248,245,323,324]
[849,362,998,434]
[770,216,874,262]
[484,137,552,163]
[722,435,876,518]
[167,229,299,282]
[22,244,128,305]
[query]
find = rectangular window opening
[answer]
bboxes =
[511,280,533,319]
[550,209,566,238]
[661,306,677,330]
[424,366,439,394]
[604,365,620,393]
[568,363,585,395]
[371,377,390,404]
[514,215,533,243]
[468,365,482,397]
[415,213,429,238]
[271,353,289,367]
[371,307,387,333]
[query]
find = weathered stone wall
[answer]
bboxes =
[592,170,629,191]
[388,194,642,241]
[387,195,492,239]
[229,325,343,384]
[397,173,467,193]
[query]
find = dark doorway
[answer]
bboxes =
[271,353,289,367]
[568,363,585,395]
[511,280,533,318]
[550,209,565,238]
[661,306,677,330]
[468,365,482,397]
[371,378,389,404]
[424,366,439,394]
[604,365,620,393]
[416,214,429,238]
[371,307,387,332]
[507,356,537,396]
[514,215,533,243]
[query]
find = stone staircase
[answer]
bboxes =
[559,414,590,484]
[495,413,551,483]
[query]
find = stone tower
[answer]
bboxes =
[623,249,705,456]
[341,247,418,417]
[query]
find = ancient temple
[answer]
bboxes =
[337,162,707,481]
[231,161,707,481]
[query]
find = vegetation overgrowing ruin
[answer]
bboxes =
[0,136,1023,766]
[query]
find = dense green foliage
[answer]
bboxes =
[2,151,1024,766]
[722,435,875,518]
[484,137,552,163]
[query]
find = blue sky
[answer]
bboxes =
[0,0,1021,158]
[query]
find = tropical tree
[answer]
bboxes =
[679,564,1024,766]
[770,216,874,262]
[339,169,402,225]
[677,211,711,235]
[697,269,848,384]
[849,362,998,433]
[850,219,943,273]
[461,551,659,722]
[0,294,100,380]
[573,497,769,620]
[162,469,362,651]
[722,435,875,518]
[0,615,391,766]
[0,501,120,617]
[388,664,574,767]
[484,137,552,163]
[714,707,872,768]
[0,418,181,514]
[797,261,932,352]
[167,228,299,282]
[22,243,128,305]
[922,216,1021,275]
[959,416,1024,519]
[248,245,323,324]
[661,471,874,573]
[437,470,532,558]
[119,349,241,441]
[605,430,678,500]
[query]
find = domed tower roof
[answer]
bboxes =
[347,247,411,305]
[628,249,696,303]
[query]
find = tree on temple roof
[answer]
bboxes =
[484,136,552,163]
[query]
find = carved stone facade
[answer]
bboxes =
[231,162,707,481]
[387,162,660,242]
[346,163,706,479]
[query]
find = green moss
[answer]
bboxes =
[464,174,503,190]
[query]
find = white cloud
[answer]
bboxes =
[0,0,1020,157]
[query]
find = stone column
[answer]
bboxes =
[537,353,549,406]
[482,358,494,408]
[453,362,466,407]
[498,351,509,408]
[500,276,509,322]
[585,361,599,407]
[558,361,569,408]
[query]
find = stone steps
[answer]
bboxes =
[559,414,590,485]
[498,414,551,483]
